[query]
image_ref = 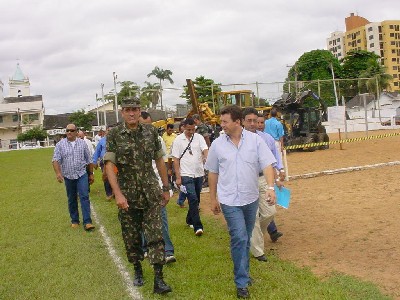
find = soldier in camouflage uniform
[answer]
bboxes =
[104,97,172,294]
[192,114,211,147]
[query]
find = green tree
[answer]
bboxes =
[181,76,222,110]
[286,49,342,106]
[147,66,174,110]
[117,81,141,104]
[141,81,160,109]
[68,109,95,131]
[341,50,393,97]
[341,50,379,79]
[17,126,48,142]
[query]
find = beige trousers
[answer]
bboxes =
[250,177,277,257]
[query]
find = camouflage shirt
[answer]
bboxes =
[104,122,164,209]
[196,123,209,138]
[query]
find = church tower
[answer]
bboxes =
[0,79,4,102]
[9,63,30,97]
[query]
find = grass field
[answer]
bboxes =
[0,148,392,299]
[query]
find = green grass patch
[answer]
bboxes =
[0,148,392,299]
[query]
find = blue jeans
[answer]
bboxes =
[181,176,203,232]
[267,220,277,235]
[177,191,187,206]
[142,206,174,256]
[64,173,92,226]
[100,161,113,197]
[220,200,259,288]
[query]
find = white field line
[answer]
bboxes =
[90,204,142,300]
[288,161,400,181]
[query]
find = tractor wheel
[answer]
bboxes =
[318,133,329,150]
[303,135,318,152]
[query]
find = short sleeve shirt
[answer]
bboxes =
[103,123,164,209]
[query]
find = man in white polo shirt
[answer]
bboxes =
[172,117,208,236]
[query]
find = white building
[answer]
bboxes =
[326,31,346,59]
[0,64,45,149]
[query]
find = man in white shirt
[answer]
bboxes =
[78,130,94,157]
[172,118,208,236]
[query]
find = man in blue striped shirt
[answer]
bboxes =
[52,124,95,231]
[205,105,276,299]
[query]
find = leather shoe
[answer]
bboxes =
[255,254,268,262]
[84,223,95,231]
[237,287,250,298]
[270,231,283,242]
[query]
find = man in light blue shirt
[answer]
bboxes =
[93,125,114,200]
[264,107,284,159]
[205,105,276,299]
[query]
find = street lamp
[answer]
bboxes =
[113,72,119,122]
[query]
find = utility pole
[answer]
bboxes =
[330,62,339,106]
[101,83,107,128]
[95,93,99,126]
[113,72,119,123]
[286,64,298,96]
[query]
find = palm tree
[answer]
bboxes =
[147,66,174,110]
[358,63,393,95]
[141,81,161,109]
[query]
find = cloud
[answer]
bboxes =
[0,0,399,113]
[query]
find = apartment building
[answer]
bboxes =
[326,13,400,91]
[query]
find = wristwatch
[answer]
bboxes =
[162,186,169,192]
[267,186,275,190]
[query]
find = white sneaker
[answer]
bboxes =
[195,229,203,236]
[165,255,176,264]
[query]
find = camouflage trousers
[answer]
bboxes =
[118,203,165,265]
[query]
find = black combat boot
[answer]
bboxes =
[133,262,144,286]
[153,264,172,294]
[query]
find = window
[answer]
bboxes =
[394,74,398,78]
[393,66,398,70]
[392,58,396,62]
[329,41,332,45]
[0,116,3,123]
[379,34,383,40]
[337,45,341,49]
[29,113,39,121]
[379,26,382,33]
[369,35,373,40]
[394,82,399,86]
[390,25,394,29]
[390,33,395,37]
[370,43,374,48]
[393,49,396,54]
[337,38,340,42]
[391,41,396,45]
[12,114,18,122]
[368,27,373,32]
[357,39,361,43]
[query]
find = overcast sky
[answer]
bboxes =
[0,0,399,114]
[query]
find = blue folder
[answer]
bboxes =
[274,185,291,209]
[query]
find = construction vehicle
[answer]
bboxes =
[215,90,272,116]
[273,90,329,151]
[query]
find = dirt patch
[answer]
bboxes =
[199,129,400,299]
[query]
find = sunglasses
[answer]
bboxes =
[66,129,76,133]
[188,145,193,155]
